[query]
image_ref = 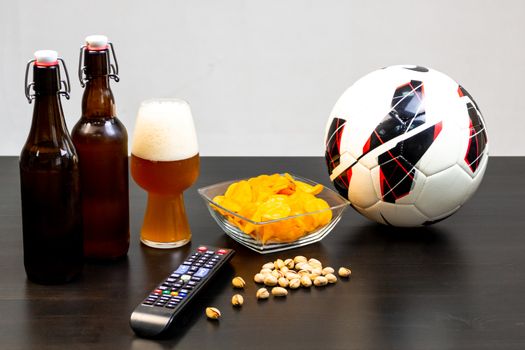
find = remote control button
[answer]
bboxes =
[181,274,191,282]
[188,281,197,286]
[153,289,162,294]
[174,265,190,274]
[183,285,193,290]
[217,249,228,255]
[189,266,199,272]
[173,283,183,289]
[194,263,203,267]
[142,301,154,305]
[205,250,214,254]
[178,292,187,298]
[191,276,202,282]
[166,278,176,283]
[194,268,210,278]
[158,286,168,291]
[213,255,220,259]
[180,288,190,294]
[165,304,176,309]
[162,290,170,295]
[204,264,214,269]
[197,246,207,252]
[197,259,207,264]
[182,261,192,266]
[170,291,178,296]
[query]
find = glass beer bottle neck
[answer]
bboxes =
[82,76,116,119]
[81,49,116,119]
[28,94,69,146]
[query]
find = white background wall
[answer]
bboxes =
[1,0,523,156]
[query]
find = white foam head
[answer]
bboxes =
[131,98,199,162]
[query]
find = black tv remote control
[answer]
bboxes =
[130,245,235,338]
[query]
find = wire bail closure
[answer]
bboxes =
[24,58,71,104]
[78,42,119,88]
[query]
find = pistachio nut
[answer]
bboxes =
[231,294,244,307]
[314,276,328,287]
[300,275,312,287]
[294,256,307,264]
[254,273,265,283]
[274,259,285,270]
[205,307,221,320]
[232,276,246,289]
[262,262,275,270]
[271,286,288,297]
[308,258,322,268]
[278,277,289,288]
[338,267,352,278]
[264,274,278,286]
[284,258,295,269]
[325,273,337,284]
[289,278,301,289]
[322,267,335,276]
[256,287,270,299]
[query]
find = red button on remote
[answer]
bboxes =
[197,246,207,252]
[154,289,162,294]
[217,249,228,255]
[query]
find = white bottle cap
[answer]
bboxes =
[86,35,109,50]
[34,50,58,66]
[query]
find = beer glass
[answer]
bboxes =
[131,99,199,248]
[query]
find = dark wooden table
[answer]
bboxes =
[1,156,524,349]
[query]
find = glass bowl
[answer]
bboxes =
[198,174,349,254]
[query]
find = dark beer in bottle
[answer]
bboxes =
[72,35,129,259]
[20,50,83,284]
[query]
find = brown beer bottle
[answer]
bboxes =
[20,50,83,284]
[72,35,129,259]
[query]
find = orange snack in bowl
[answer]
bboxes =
[211,173,332,243]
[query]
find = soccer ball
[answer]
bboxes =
[324,65,488,227]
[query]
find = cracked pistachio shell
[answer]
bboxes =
[256,288,270,299]
[232,276,246,289]
[300,275,312,287]
[278,277,289,288]
[205,307,221,319]
[231,294,244,306]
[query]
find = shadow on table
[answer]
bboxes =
[338,223,473,349]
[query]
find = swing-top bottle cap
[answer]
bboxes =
[86,35,108,50]
[34,50,58,66]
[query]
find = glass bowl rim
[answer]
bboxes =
[197,173,349,225]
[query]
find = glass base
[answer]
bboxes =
[140,237,191,249]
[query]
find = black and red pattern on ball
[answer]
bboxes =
[365,80,442,203]
[458,86,487,173]
[325,118,351,196]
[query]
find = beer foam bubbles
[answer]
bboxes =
[132,99,199,161]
